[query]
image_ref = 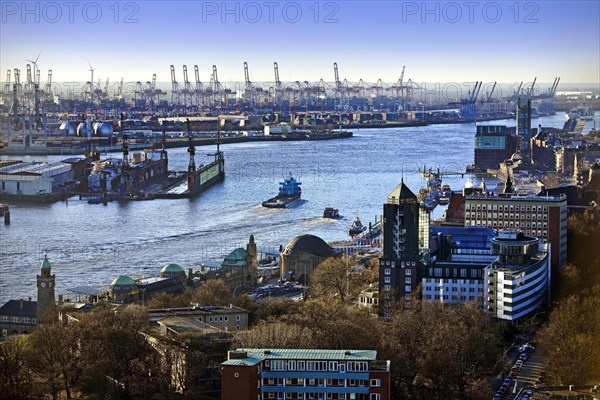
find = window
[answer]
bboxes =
[288,361,296,371]
[405,285,412,293]
[236,315,240,321]
[384,268,391,275]
[434,268,442,277]
[298,361,305,371]
[384,277,391,283]
[224,316,228,322]
[405,269,412,275]
[370,379,380,387]
[328,361,338,371]
[271,360,287,371]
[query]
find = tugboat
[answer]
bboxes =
[349,212,367,237]
[323,207,340,219]
[262,173,302,208]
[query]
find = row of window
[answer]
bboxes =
[423,278,480,285]
[466,204,549,212]
[466,212,548,221]
[424,286,483,293]
[383,277,411,284]
[424,294,479,301]
[0,316,36,324]
[263,378,380,388]
[202,314,242,323]
[429,268,481,279]
[262,393,380,400]
[267,360,369,373]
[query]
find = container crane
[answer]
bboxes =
[274,62,282,106]
[44,70,52,101]
[193,66,204,107]
[182,65,193,108]
[170,65,180,105]
[3,70,10,104]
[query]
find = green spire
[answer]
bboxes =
[41,255,51,271]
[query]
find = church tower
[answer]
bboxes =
[36,255,56,323]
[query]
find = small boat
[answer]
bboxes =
[349,213,367,236]
[441,184,451,198]
[323,207,339,219]
[262,172,302,208]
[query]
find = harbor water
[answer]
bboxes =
[0,114,582,303]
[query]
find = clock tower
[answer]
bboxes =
[36,255,56,323]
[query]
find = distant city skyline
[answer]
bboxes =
[1,1,599,85]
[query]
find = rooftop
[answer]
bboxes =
[0,299,37,317]
[225,348,378,364]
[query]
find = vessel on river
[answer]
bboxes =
[262,173,302,208]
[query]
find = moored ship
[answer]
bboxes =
[262,173,302,208]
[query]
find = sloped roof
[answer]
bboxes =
[387,181,417,203]
[222,248,248,267]
[0,300,37,317]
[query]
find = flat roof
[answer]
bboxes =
[224,349,378,365]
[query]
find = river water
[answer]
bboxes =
[0,114,580,302]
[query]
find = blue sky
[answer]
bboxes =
[1,1,599,85]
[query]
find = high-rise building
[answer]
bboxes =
[517,98,533,164]
[484,230,550,321]
[379,181,427,316]
[221,348,391,400]
[36,255,56,322]
[464,194,567,278]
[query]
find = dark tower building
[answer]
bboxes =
[517,98,533,164]
[379,181,426,317]
[36,255,55,322]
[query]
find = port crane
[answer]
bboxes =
[170,65,181,105]
[193,66,205,107]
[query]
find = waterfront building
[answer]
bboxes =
[379,181,428,317]
[221,348,391,400]
[0,299,37,336]
[484,230,550,321]
[279,234,340,284]
[422,226,497,304]
[464,193,567,278]
[0,255,57,335]
[108,263,191,304]
[0,160,74,196]
[473,125,518,170]
[221,235,259,289]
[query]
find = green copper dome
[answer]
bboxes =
[160,263,184,274]
[41,255,51,270]
[110,275,136,286]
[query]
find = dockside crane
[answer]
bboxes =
[44,70,52,101]
[12,69,21,122]
[193,66,205,107]
[274,62,282,107]
[182,65,193,109]
[243,61,253,105]
[170,65,181,105]
[3,70,11,104]
[526,77,537,98]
